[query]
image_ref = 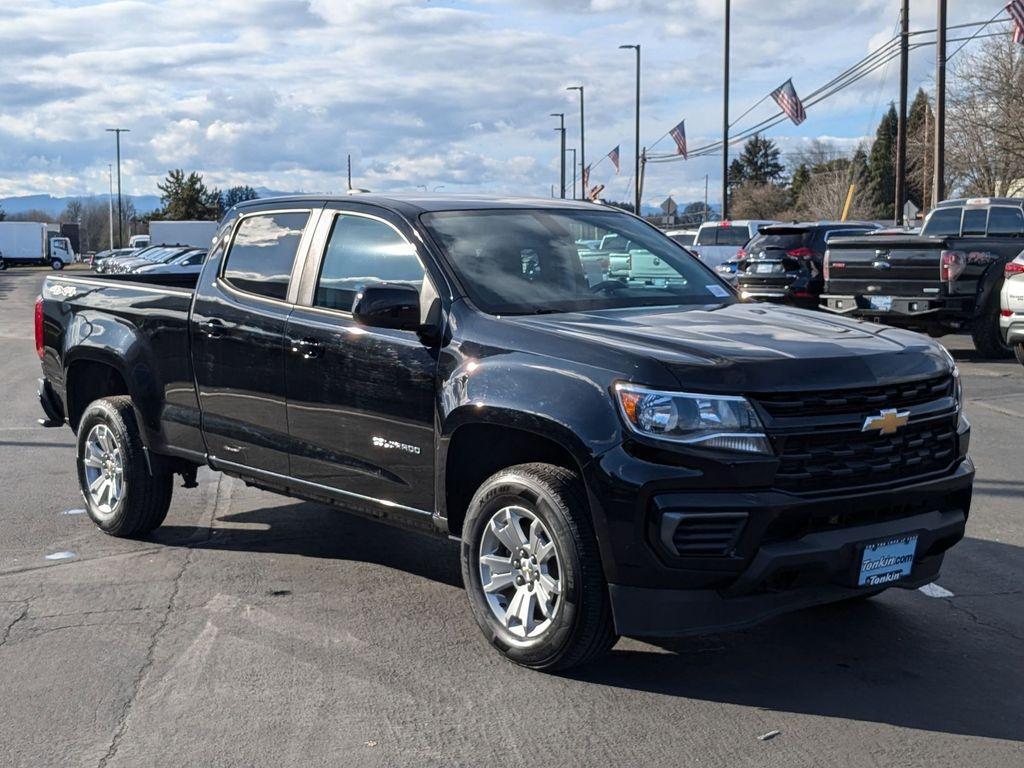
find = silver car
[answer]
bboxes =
[1000,251,1024,365]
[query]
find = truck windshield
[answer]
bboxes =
[421,209,733,315]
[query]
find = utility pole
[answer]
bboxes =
[551,113,566,199]
[107,163,114,251]
[933,0,947,204]
[567,86,585,200]
[638,147,647,212]
[106,128,129,248]
[722,0,731,219]
[620,44,641,213]
[347,153,352,190]
[895,0,909,225]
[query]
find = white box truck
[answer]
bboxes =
[0,222,76,270]
[148,221,218,249]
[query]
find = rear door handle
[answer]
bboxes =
[290,338,323,359]
[199,318,227,338]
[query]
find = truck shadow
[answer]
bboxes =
[152,506,1022,742]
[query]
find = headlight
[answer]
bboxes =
[614,383,772,455]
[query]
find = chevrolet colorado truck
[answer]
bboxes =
[36,195,973,671]
[821,197,1024,358]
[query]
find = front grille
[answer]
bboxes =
[754,374,953,418]
[773,414,958,493]
[662,511,748,557]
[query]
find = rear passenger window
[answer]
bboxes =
[314,214,423,311]
[223,212,309,300]
[986,206,1024,236]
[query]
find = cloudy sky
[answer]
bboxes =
[0,0,1002,206]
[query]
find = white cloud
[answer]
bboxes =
[0,0,990,204]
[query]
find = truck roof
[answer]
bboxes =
[233,194,606,217]
[934,197,1024,208]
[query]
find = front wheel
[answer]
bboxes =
[460,463,617,671]
[50,258,64,271]
[76,396,173,537]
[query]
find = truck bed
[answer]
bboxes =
[39,271,204,459]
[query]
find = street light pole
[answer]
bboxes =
[620,44,641,214]
[107,163,114,251]
[722,0,731,219]
[567,86,585,200]
[106,128,129,248]
[551,113,566,199]
[895,0,909,224]
[566,148,577,199]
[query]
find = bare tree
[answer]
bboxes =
[788,141,873,220]
[947,36,1024,196]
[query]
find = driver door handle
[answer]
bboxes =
[199,318,227,339]
[290,338,323,360]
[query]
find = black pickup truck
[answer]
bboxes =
[36,195,973,671]
[821,197,1024,358]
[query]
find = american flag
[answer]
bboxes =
[771,79,807,125]
[1008,1,1024,45]
[608,145,620,174]
[669,119,688,159]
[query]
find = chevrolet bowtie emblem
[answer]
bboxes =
[862,408,910,435]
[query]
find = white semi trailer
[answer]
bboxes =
[0,222,76,270]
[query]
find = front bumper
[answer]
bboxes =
[609,504,965,637]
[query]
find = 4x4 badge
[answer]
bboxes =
[862,408,910,435]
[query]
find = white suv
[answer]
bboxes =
[1000,251,1024,365]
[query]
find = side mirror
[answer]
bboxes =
[352,284,422,332]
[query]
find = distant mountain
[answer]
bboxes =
[0,193,162,217]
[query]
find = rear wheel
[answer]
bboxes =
[76,396,172,537]
[1015,343,1024,367]
[970,304,1012,359]
[461,463,617,671]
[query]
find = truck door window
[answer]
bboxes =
[314,214,423,311]
[222,211,310,300]
[922,207,961,237]
[961,208,988,236]
[986,206,1024,236]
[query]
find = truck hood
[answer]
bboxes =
[509,302,950,392]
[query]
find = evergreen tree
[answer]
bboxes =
[223,185,259,210]
[905,88,935,211]
[790,163,811,206]
[866,103,898,218]
[155,170,222,220]
[731,135,785,185]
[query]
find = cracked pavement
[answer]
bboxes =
[0,266,1022,766]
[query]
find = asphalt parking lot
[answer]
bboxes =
[0,265,1021,767]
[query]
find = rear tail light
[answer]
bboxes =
[1005,260,1024,278]
[786,246,813,259]
[940,250,966,282]
[34,296,44,359]
[1002,309,1014,317]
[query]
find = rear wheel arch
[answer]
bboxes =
[65,357,131,432]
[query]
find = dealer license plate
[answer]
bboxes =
[859,535,917,587]
[868,295,893,311]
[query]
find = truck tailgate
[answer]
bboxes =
[825,235,945,297]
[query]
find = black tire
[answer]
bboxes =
[76,396,172,537]
[50,258,64,271]
[460,463,617,671]
[970,304,1012,359]
[1015,343,1024,367]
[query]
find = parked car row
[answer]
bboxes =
[93,245,207,276]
